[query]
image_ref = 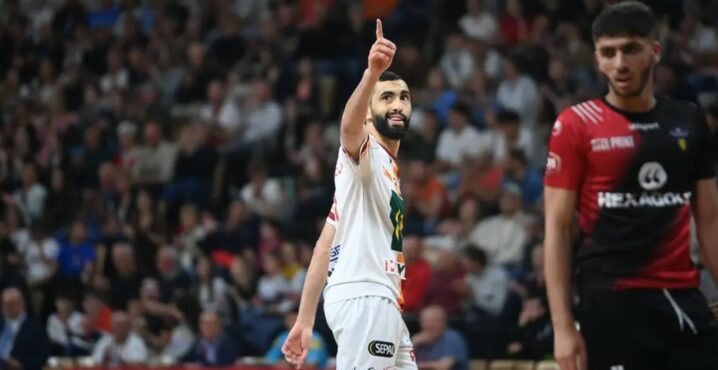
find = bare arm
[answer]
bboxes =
[544,186,578,330]
[544,186,586,370]
[296,222,335,326]
[417,358,455,370]
[283,222,336,368]
[340,20,396,160]
[693,178,718,286]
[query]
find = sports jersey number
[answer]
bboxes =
[389,191,405,251]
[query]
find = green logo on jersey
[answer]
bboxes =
[389,191,405,252]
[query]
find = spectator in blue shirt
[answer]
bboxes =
[265,309,328,369]
[412,305,469,370]
[56,222,96,282]
[503,149,544,207]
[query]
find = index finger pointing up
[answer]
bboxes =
[376,19,383,39]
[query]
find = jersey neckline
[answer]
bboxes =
[600,95,662,119]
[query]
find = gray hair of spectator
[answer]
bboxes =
[591,1,657,41]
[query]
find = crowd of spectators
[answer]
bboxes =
[0,0,717,368]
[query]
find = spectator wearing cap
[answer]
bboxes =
[435,103,482,172]
[468,182,528,267]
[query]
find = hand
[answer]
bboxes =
[282,322,313,369]
[368,19,396,75]
[554,325,587,370]
[710,301,718,320]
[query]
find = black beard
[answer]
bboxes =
[372,112,410,141]
[608,62,655,98]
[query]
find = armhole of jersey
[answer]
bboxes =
[340,135,371,178]
[326,196,339,227]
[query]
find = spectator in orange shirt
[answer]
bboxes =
[402,235,432,314]
[406,159,450,234]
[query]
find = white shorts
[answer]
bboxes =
[324,296,417,370]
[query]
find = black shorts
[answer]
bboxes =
[577,287,718,370]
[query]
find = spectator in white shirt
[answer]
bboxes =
[130,122,178,186]
[439,33,476,91]
[240,163,284,219]
[458,0,498,43]
[457,247,510,318]
[47,295,84,355]
[496,55,540,130]
[199,80,241,136]
[4,163,47,226]
[92,311,148,366]
[493,110,535,164]
[468,183,528,266]
[435,103,482,172]
[239,79,282,148]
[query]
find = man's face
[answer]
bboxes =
[200,313,222,340]
[2,291,23,320]
[369,79,412,141]
[595,36,660,98]
[419,308,446,340]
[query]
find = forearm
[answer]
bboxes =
[545,223,575,329]
[697,216,718,287]
[296,249,329,327]
[340,69,379,153]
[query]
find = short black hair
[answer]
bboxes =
[592,1,657,41]
[379,71,403,82]
[464,246,487,266]
[508,148,527,165]
[496,109,520,125]
[450,102,472,120]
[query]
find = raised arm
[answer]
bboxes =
[544,186,587,370]
[340,19,396,160]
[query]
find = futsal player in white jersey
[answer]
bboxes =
[281,19,417,370]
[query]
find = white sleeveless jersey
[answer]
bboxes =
[324,135,406,308]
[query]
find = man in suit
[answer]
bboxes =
[182,311,241,366]
[0,287,49,370]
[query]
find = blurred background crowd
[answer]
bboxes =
[0,0,717,369]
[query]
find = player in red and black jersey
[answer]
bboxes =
[544,2,718,370]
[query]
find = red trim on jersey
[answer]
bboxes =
[372,134,399,162]
[613,205,699,290]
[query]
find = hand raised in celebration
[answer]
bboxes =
[368,19,396,75]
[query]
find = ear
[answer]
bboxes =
[651,41,662,63]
